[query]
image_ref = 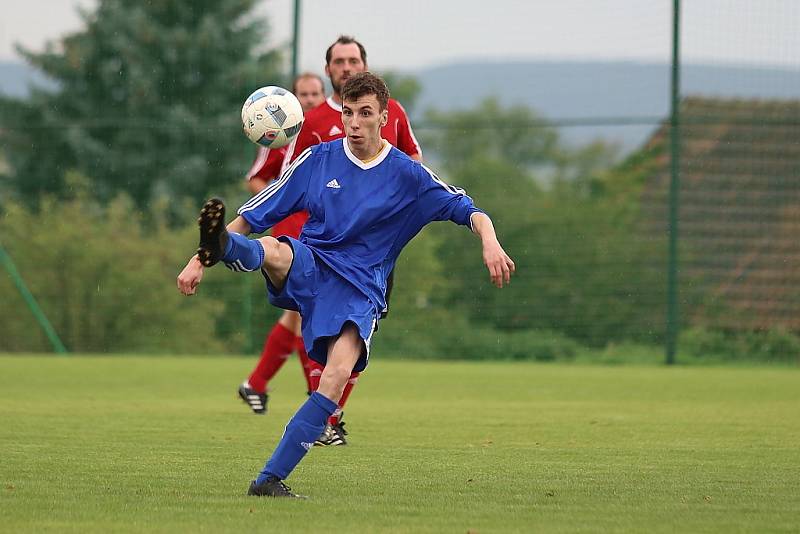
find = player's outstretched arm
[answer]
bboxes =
[176,216,253,296]
[470,212,516,288]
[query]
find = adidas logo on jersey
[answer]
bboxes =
[326,179,341,189]
[328,125,343,136]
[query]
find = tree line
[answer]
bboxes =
[1,0,796,363]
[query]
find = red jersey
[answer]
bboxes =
[245,145,306,238]
[245,146,287,182]
[284,96,421,166]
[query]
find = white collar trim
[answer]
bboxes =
[327,96,343,112]
[342,138,392,170]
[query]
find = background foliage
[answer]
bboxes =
[0,0,282,210]
[1,0,798,364]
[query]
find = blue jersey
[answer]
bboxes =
[238,138,482,313]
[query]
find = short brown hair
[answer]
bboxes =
[325,35,367,65]
[292,72,324,93]
[341,72,390,111]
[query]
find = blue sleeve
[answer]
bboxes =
[236,147,314,234]
[415,163,484,229]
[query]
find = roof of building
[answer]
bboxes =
[641,96,800,329]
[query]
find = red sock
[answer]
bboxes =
[307,360,359,426]
[248,323,295,392]
[295,336,314,394]
[308,360,324,393]
[330,371,359,425]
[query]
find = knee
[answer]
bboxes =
[258,236,293,271]
[259,236,281,257]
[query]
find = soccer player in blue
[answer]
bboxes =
[176,72,515,498]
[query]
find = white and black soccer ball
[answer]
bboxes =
[241,86,304,149]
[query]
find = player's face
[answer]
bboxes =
[294,77,325,112]
[342,94,388,153]
[326,43,366,94]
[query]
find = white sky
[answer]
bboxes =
[1,0,798,70]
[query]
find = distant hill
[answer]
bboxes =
[410,61,800,152]
[3,59,799,154]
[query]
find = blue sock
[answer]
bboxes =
[222,232,264,272]
[256,392,338,483]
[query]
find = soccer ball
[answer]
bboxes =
[241,86,304,149]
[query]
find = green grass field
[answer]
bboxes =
[1,355,799,533]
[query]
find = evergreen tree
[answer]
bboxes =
[0,0,284,208]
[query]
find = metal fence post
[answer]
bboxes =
[666,0,682,365]
[0,242,68,354]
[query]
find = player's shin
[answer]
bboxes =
[257,392,338,482]
[248,323,296,392]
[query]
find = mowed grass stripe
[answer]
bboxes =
[1,355,798,533]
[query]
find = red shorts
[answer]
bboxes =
[271,211,309,239]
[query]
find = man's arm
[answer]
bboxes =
[178,148,314,296]
[238,147,313,234]
[247,177,269,195]
[183,143,275,295]
[470,212,515,288]
[392,100,423,160]
[247,146,286,194]
[279,118,317,175]
[413,164,515,288]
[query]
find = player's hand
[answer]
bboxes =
[482,239,515,288]
[177,256,205,296]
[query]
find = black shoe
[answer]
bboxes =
[197,198,229,267]
[314,421,348,446]
[238,382,268,414]
[247,477,306,499]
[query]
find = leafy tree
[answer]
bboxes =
[380,72,422,115]
[0,0,283,209]
[421,99,665,347]
[374,226,459,357]
[423,97,559,170]
[0,181,228,353]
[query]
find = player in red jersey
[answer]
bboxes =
[237,73,326,415]
[285,37,422,166]
[279,35,423,447]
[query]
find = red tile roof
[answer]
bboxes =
[642,97,800,329]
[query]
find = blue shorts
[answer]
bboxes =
[263,236,378,373]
